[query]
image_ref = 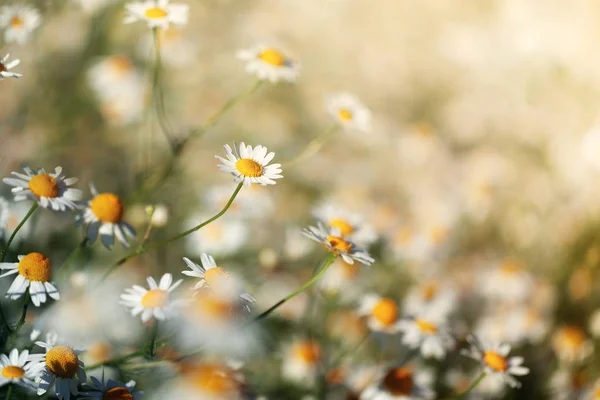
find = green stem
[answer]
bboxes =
[58,237,88,280]
[13,292,29,334]
[284,125,339,167]
[453,372,486,400]
[85,337,169,370]
[147,320,159,358]
[4,384,11,400]
[100,183,244,281]
[151,27,175,152]
[252,253,337,323]
[0,202,37,262]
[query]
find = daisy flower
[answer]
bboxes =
[282,339,322,385]
[3,166,81,211]
[326,93,372,133]
[216,142,283,186]
[548,368,590,400]
[0,54,22,79]
[184,214,248,257]
[313,202,377,246]
[120,273,183,322]
[361,366,435,400]
[461,335,530,388]
[0,5,40,45]
[32,338,86,400]
[551,325,593,364]
[0,197,33,248]
[166,362,244,399]
[397,309,455,360]
[0,348,44,391]
[0,252,59,306]
[124,0,189,30]
[358,294,401,334]
[80,370,142,400]
[403,280,457,318]
[479,259,534,303]
[237,44,299,83]
[302,222,375,265]
[76,184,136,249]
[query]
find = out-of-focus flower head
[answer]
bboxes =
[313,201,377,247]
[237,44,299,83]
[124,0,189,30]
[302,222,374,265]
[120,273,183,322]
[282,339,322,385]
[0,197,33,248]
[0,5,40,45]
[358,294,401,334]
[398,308,455,360]
[551,326,593,364]
[326,93,372,133]
[360,365,435,400]
[184,214,248,257]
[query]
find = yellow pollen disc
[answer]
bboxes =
[372,298,398,326]
[329,218,354,236]
[1,365,24,379]
[110,55,133,74]
[188,364,238,394]
[91,193,124,223]
[382,368,413,396]
[561,326,587,348]
[204,267,229,286]
[144,7,168,19]
[193,291,233,320]
[18,252,52,282]
[46,346,79,378]
[28,174,59,198]
[395,227,413,245]
[258,49,285,66]
[103,387,133,400]
[594,389,600,400]
[338,109,353,121]
[326,235,352,253]
[415,319,438,334]
[10,17,23,27]
[421,282,439,301]
[483,351,508,372]
[141,289,169,308]
[87,341,113,363]
[500,261,521,275]
[340,261,358,278]
[294,341,321,364]
[235,158,263,178]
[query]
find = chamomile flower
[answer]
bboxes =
[361,366,435,400]
[358,294,401,334]
[461,335,530,388]
[0,5,40,45]
[313,202,377,246]
[0,252,59,306]
[166,361,244,400]
[80,370,142,400]
[76,184,136,249]
[403,280,457,318]
[302,222,375,265]
[120,273,183,322]
[3,166,81,211]
[123,0,189,30]
[548,368,589,400]
[182,254,232,291]
[282,339,322,385]
[0,197,33,248]
[237,44,299,83]
[0,349,44,391]
[479,259,534,303]
[397,309,455,360]
[216,142,283,186]
[326,93,372,133]
[0,54,22,79]
[33,339,86,400]
[551,326,593,364]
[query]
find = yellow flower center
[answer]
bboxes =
[46,346,80,378]
[1,365,24,379]
[561,326,587,348]
[594,389,600,400]
[326,235,352,253]
[372,298,398,326]
[382,368,413,396]
[421,282,439,301]
[500,261,521,275]
[87,341,113,364]
[329,218,354,236]
[483,351,508,372]
[188,364,238,394]
[192,290,234,321]
[18,252,52,282]
[103,387,133,400]
[258,49,285,66]
[141,289,169,308]
[110,55,133,75]
[28,174,59,198]
[10,17,23,27]
[338,109,353,121]
[415,319,438,334]
[91,193,124,223]
[235,159,263,177]
[294,341,321,364]
[204,267,229,286]
[144,7,168,19]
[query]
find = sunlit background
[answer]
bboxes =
[1,0,600,399]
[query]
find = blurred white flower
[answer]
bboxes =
[184,214,248,257]
[0,197,33,248]
[302,222,374,265]
[120,273,183,322]
[124,0,189,30]
[403,280,457,318]
[551,326,593,364]
[326,93,372,133]
[478,259,534,304]
[161,361,244,400]
[237,44,299,83]
[397,309,455,360]
[360,366,435,400]
[313,201,377,246]
[358,294,401,334]
[0,5,40,45]
[0,252,59,307]
[282,339,322,385]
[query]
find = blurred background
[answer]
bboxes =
[2,0,600,399]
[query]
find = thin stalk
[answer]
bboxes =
[4,384,11,400]
[146,320,159,358]
[452,372,486,400]
[84,337,169,370]
[100,183,243,281]
[284,125,339,168]
[0,203,37,262]
[58,237,88,280]
[252,253,337,322]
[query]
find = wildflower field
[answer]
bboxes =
[1,1,600,399]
